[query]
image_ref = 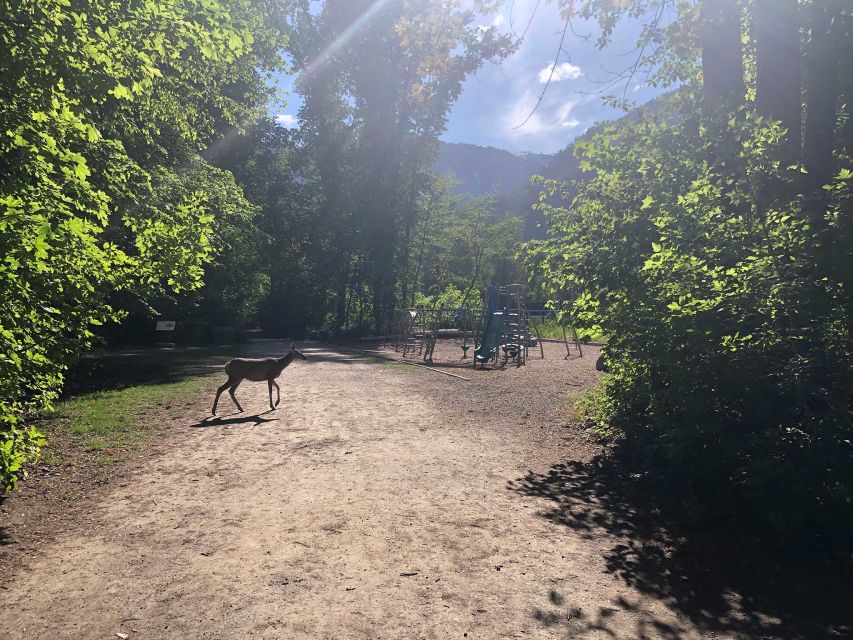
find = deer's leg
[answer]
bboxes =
[272,380,281,407]
[212,380,233,415]
[228,382,243,412]
[267,379,276,410]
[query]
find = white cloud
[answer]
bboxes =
[554,99,581,128]
[538,61,583,84]
[477,14,504,41]
[477,13,505,34]
[502,91,585,139]
[274,113,298,128]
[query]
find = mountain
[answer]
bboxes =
[433,96,672,241]
[519,134,592,240]
[431,137,591,239]
[433,142,553,198]
[430,139,592,240]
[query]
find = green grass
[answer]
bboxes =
[381,360,426,373]
[531,318,605,343]
[48,377,208,457]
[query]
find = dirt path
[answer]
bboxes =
[0,344,822,639]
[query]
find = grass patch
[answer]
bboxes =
[531,318,605,342]
[44,377,209,466]
[571,380,617,441]
[382,360,424,372]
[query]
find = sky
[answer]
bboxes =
[269,1,666,155]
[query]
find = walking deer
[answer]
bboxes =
[212,343,308,415]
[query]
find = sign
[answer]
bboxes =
[155,320,176,332]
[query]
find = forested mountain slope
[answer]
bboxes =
[453,97,672,240]
[433,142,552,198]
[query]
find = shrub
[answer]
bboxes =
[527,91,853,548]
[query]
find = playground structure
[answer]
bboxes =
[387,284,584,369]
[473,284,530,367]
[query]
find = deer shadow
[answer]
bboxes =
[190,411,279,429]
[510,458,852,640]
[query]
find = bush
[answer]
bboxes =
[527,90,853,550]
[413,285,467,312]
[0,0,286,491]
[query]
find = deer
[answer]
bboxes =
[211,343,308,416]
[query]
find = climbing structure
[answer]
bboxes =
[396,309,425,357]
[475,284,531,367]
[500,284,530,366]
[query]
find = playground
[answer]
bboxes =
[378,284,588,373]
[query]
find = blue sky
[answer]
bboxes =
[269,1,665,155]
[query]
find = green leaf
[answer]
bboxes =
[111,83,132,100]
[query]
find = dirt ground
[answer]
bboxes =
[0,341,848,639]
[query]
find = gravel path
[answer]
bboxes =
[0,342,804,639]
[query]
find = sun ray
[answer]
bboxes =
[302,0,396,79]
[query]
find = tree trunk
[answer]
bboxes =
[409,189,437,307]
[700,0,745,108]
[839,16,853,353]
[398,162,422,309]
[332,259,351,338]
[461,243,485,309]
[754,0,802,159]
[802,0,843,218]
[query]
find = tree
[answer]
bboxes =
[519,0,852,546]
[0,0,288,490]
[207,118,331,336]
[405,178,522,311]
[754,0,802,159]
[290,0,514,333]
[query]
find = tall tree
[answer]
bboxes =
[0,0,288,489]
[290,0,513,333]
[754,0,802,159]
[802,0,845,208]
[513,0,852,546]
[700,0,745,108]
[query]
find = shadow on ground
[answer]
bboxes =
[64,341,373,396]
[190,411,280,428]
[0,508,13,547]
[510,458,853,640]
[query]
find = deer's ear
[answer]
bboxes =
[290,342,296,350]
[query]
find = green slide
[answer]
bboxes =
[475,311,504,364]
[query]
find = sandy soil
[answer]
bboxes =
[0,342,840,639]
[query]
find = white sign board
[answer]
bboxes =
[155,320,176,332]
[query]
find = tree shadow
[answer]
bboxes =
[190,411,279,428]
[65,340,331,395]
[510,458,853,640]
[0,506,13,547]
[299,349,386,366]
[0,494,18,549]
[533,592,689,639]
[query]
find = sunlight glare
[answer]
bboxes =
[302,0,396,79]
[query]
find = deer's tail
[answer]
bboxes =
[224,360,233,376]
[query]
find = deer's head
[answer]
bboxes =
[290,342,308,361]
